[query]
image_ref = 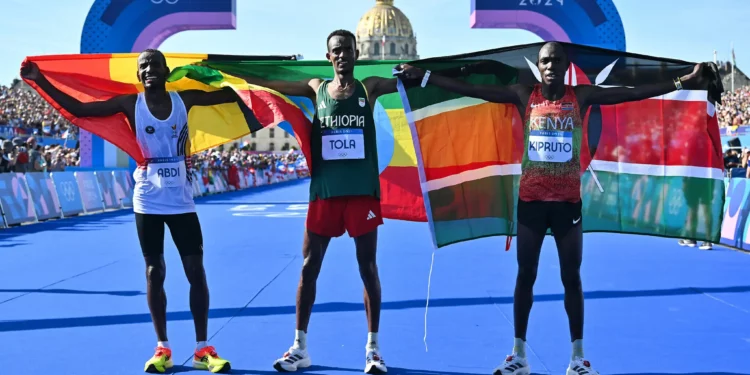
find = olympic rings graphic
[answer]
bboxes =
[151,0,179,4]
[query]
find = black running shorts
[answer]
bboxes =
[135,212,203,257]
[517,199,582,235]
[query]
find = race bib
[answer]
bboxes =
[146,156,186,188]
[527,130,573,163]
[322,128,365,160]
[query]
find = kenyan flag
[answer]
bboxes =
[397,42,726,248]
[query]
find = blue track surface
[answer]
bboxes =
[1,179,748,375]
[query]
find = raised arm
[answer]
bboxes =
[179,87,243,112]
[362,63,473,102]
[577,62,720,107]
[21,61,129,118]
[398,63,523,105]
[233,73,323,100]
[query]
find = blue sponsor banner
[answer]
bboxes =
[50,171,85,217]
[720,178,750,249]
[24,172,61,221]
[113,170,133,208]
[95,171,119,210]
[721,124,750,138]
[0,173,36,226]
[74,171,103,213]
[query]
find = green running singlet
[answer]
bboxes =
[308,80,380,201]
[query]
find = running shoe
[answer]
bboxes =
[365,349,387,374]
[192,345,231,373]
[699,242,713,250]
[566,357,599,375]
[678,239,697,247]
[144,346,173,373]
[493,354,530,375]
[273,346,311,372]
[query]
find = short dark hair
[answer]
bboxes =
[326,29,356,49]
[140,49,167,64]
[538,42,568,60]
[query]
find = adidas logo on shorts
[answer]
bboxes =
[367,210,377,220]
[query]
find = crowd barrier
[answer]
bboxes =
[0,166,307,229]
[9,164,746,252]
[720,177,750,251]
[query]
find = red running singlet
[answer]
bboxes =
[519,84,584,203]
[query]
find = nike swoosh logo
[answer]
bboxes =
[573,217,581,224]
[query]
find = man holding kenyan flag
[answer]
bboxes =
[398,41,722,375]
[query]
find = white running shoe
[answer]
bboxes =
[699,242,713,250]
[566,357,599,375]
[273,346,311,372]
[493,354,530,375]
[678,239,697,247]
[365,349,387,374]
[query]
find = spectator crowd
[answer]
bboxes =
[718,86,750,128]
[0,136,79,173]
[1,83,78,138]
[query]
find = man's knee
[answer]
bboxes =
[146,259,166,285]
[300,232,328,282]
[560,266,582,290]
[516,264,538,287]
[355,230,378,273]
[181,255,207,286]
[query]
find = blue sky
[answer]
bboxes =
[0,0,747,84]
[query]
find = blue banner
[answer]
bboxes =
[74,172,103,213]
[50,171,85,217]
[24,172,62,221]
[113,170,133,208]
[720,178,750,249]
[95,171,119,210]
[0,173,36,225]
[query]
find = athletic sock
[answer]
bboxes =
[293,330,307,350]
[366,332,378,351]
[196,341,208,351]
[157,341,170,349]
[513,338,526,358]
[571,339,584,360]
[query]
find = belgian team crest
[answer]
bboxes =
[171,124,177,138]
[358,97,366,107]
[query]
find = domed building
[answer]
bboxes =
[355,0,418,61]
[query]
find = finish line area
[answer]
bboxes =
[0,179,747,375]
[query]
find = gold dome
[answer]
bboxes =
[356,0,414,39]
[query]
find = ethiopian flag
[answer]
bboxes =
[396,42,726,247]
[22,53,426,221]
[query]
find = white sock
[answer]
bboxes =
[196,341,208,351]
[157,341,170,349]
[366,332,378,351]
[572,339,584,360]
[513,338,526,358]
[294,330,307,350]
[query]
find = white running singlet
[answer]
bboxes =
[132,91,194,215]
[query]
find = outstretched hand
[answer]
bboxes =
[681,62,723,92]
[20,60,40,81]
[394,63,425,80]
